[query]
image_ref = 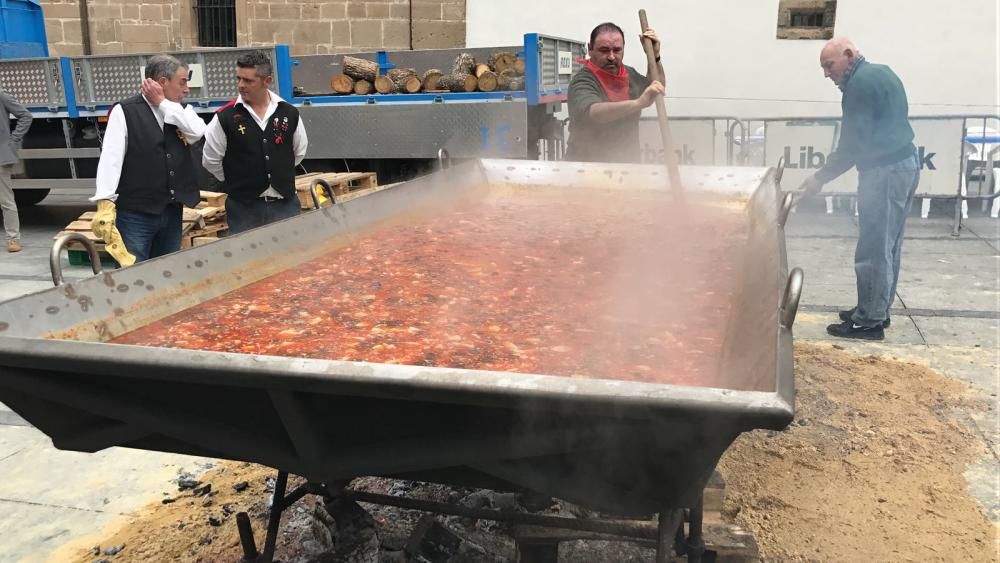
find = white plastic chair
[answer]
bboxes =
[921,141,976,219]
[987,145,1000,218]
[962,126,1000,217]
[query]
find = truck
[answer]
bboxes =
[1,1,584,206]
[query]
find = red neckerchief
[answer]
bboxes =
[585,60,630,102]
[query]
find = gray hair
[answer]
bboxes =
[145,55,187,81]
[237,51,273,79]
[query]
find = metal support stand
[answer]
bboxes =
[236,470,713,562]
[259,470,288,563]
[236,472,340,563]
[237,512,259,562]
[952,195,964,237]
[62,120,79,179]
[685,497,707,563]
[517,542,559,563]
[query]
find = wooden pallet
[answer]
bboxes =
[58,192,229,257]
[334,181,403,203]
[181,219,228,249]
[180,204,228,249]
[199,190,227,208]
[295,171,378,209]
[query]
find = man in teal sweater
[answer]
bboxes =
[799,37,919,340]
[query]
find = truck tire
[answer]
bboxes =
[14,189,50,207]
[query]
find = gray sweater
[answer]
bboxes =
[566,65,651,163]
[0,89,32,167]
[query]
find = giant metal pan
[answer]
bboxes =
[0,160,797,514]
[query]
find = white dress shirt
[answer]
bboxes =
[202,91,308,199]
[92,97,207,202]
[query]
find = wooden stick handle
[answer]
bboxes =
[638,9,683,193]
[638,9,661,83]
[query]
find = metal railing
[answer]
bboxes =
[0,57,67,114]
[732,114,1000,234]
[71,47,280,112]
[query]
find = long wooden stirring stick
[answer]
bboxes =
[639,9,683,194]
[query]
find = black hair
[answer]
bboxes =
[236,51,273,78]
[589,22,625,47]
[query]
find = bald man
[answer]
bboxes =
[799,38,918,341]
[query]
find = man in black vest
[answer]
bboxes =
[92,54,207,265]
[202,51,308,234]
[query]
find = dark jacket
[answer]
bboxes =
[115,94,200,213]
[217,100,300,203]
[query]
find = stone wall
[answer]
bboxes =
[39,0,465,56]
[41,0,197,56]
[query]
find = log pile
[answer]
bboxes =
[332,51,529,95]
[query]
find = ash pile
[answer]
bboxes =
[279,477,655,563]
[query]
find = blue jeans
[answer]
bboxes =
[852,153,920,327]
[225,196,300,235]
[116,204,183,263]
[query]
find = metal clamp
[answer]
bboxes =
[726,119,746,165]
[437,148,451,170]
[778,191,794,229]
[50,232,104,286]
[774,155,785,187]
[310,178,334,209]
[780,268,804,329]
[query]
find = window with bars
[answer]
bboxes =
[196,0,237,48]
[776,1,837,40]
[791,10,826,27]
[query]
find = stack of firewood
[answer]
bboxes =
[330,51,527,95]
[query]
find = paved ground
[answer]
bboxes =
[0,193,217,562]
[0,192,996,561]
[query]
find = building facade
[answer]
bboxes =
[40,0,466,56]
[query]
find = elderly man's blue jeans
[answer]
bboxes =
[852,152,920,328]
[116,204,183,263]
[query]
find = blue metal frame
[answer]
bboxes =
[522,33,541,106]
[58,56,78,118]
[533,33,582,103]
[294,91,525,106]
[275,45,295,101]
[35,37,578,117]
[375,50,395,75]
[0,0,49,58]
[77,99,235,117]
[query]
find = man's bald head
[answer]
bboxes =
[820,37,861,87]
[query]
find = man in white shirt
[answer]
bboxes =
[202,51,308,234]
[91,54,207,265]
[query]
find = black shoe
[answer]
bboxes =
[839,308,890,328]
[826,320,885,340]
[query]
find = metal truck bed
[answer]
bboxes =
[0,160,797,515]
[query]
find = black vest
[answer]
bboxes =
[115,95,200,213]
[218,100,299,203]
